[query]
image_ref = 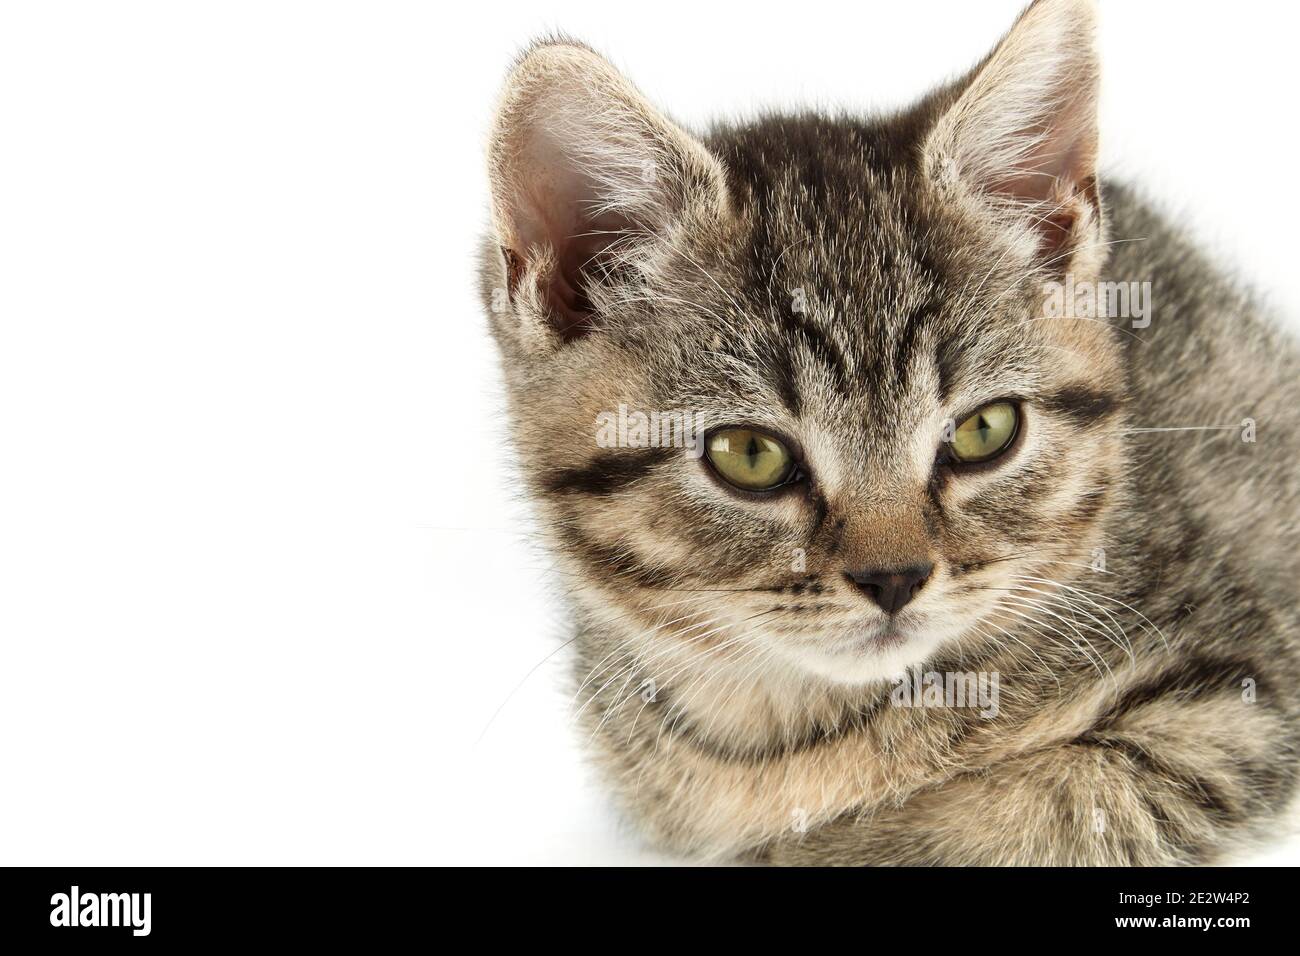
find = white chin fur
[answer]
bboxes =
[774,627,956,687]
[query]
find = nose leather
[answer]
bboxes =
[844,564,934,614]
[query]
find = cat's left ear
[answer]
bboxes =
[923,0,1101,274]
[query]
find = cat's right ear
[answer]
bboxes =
[486,40,728,347]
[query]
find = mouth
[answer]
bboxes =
[777,617,940,686]
[832,619,914,653]
[870,626,910,649]
[767,604,962,686]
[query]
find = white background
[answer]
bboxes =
[1,1,1297,865]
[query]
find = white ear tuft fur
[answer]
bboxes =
[487,40,727,341]
[925,0,1102,270]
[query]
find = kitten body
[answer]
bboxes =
[480,0,1300,863]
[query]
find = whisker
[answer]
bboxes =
[1020,574,1169,650]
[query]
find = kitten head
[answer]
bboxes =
[481,0,1125,687]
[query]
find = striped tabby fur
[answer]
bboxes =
[478,0,1300,864]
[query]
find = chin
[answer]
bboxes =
[776,617,964,687]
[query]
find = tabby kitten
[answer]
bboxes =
[478,0,1300,864]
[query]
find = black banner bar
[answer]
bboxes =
[0,866,1282,944]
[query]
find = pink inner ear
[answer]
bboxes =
[1037,207,1077,260]
[489,44,726,343]
[504,139,635,341]
[927,0,1102,273]
[546,235,598,341]
[986,118,1099,267]
[524,206,632,342]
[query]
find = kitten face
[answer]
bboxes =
[484,0,1125,687]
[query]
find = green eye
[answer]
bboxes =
[706,428,796,491]
[949,402,1019,463]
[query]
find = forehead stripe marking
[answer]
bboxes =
[774,310,852,415]
[890,301,939,387]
